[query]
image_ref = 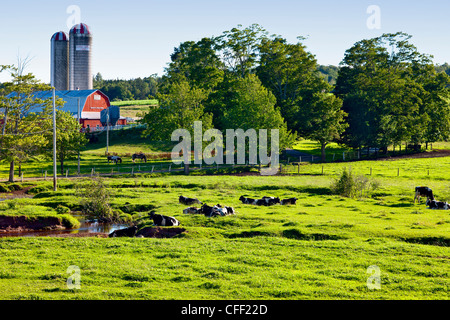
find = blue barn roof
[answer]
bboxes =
[6,89,103,118]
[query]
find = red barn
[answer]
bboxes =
[5,89,126,131]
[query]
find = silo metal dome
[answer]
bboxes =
[69,23,93,90]
[70,23,91,35]
[50,31,69,90]
[51,31,68,41]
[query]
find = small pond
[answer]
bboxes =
[0,215,129,237]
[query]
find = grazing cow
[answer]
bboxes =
[107,155,122,164]
[183,207,200,214]
[426,199,449,210]
[179,195,202,205]
[108,226,138,237]
[281,197,297,205]
[414,186,434,203]
[149,211,180,226]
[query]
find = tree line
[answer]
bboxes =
[93,73,160,101]
[139,25,450,161]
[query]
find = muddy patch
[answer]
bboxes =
[0,215,64,233]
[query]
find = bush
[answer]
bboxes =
[76,176,114,221]
[331,169,379,199]
[0,184,10,193]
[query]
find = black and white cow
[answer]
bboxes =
[108,226,138,237]
[199,204,235,217]
[281,197,297,205]
[179,195,202,205]
[426,199,449,210]
[262,196,281,206]
[149,211,180,226]
[240,196,280,206]
[239,196,255,204]
[414,186,434,203]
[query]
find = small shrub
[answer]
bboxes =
[76,176,113,221]
[331,169,380,199]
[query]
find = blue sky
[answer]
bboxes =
[0,0,449,83]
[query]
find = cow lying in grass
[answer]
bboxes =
[149,211,180,226]
[108,226,138,237]
[414,186,434,203]
[426,199,449,210]
[179,195,202,205]
[281,197,297,205]
[195,204,236,217]
[239,196,280,206]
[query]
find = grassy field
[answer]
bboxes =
[0,156,448,300]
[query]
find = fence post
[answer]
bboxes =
[151,166,154,173]
[21,172,23,182]
[298,163,300,174]
[132,167,134,175]
[397,168,400,176]
[66,169,68,178]
[169,165,171,172]
[299,156,302,163]
[44,171,47,180]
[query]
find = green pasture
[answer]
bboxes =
[110,99,158,107]
[0,156,449,300]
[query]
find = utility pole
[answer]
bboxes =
[77,97,81,174]
[106,107,109,155]
[52,88,57,191]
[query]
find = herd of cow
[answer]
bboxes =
[130,194,299,229]
[110,186,446,237]
[414,186,449,210]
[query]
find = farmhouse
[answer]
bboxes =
[5,89,127,131]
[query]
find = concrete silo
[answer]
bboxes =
[50,32,69,90]
[69,23,93,90]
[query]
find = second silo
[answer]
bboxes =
[69,23,93,90]
[50,31,69,90]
